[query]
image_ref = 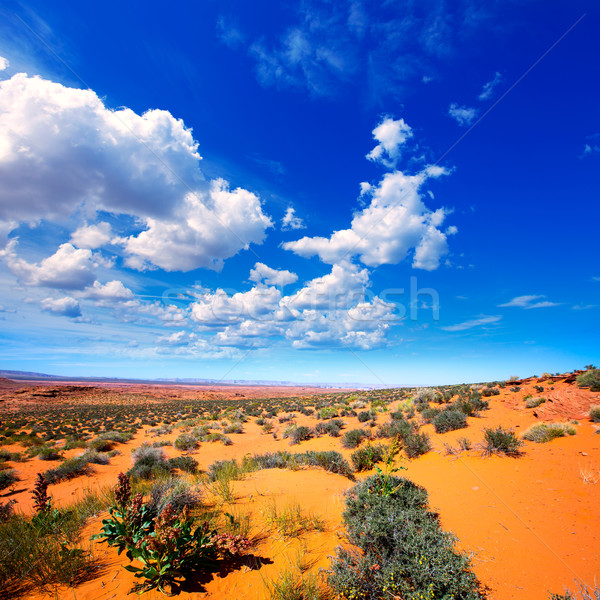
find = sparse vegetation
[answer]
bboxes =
[577,368,600,392]
[523,423,576,443]
[328,474,485,600]
[482,426,523,456]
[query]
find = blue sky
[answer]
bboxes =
[0,0,598,385]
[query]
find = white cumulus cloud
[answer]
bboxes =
[281,207,306,230]
[1,241,97,289]
[249,262,298,287]
[0,73,272,272]
[41,296,82,318]
[0,57,8,71]
[70,222,112,249]
[366,117,413,167]
[283,165,452,270]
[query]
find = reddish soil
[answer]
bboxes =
[1,377,599,600]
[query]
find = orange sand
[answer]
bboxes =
[1,378,598,600]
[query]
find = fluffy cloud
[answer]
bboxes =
[70,222,112,249]
[499,295,560,309]
[285,297,395,350]
[448,103,478,126]
[249,262,298,287]
[281,207,305,230]
[0,73,272,272]
[2,241,97,289]
[120,180,273,272]
[366,117,412,167]
[191,286,282,325]
[41,296,82,318]
[283,166,452,270]
[79,280,135,302]
[282,262,370,311]
[0,57,8,71]
[441,315,501,332]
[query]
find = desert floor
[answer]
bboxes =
[0,376,598,600]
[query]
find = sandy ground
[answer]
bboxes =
[1,378,599,600]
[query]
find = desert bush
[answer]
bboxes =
[376,418,415,440]
[432,409,468,433]
[173,433,198,451]
[290,426,313,445]
[421,407,442,423]
[0,470,18,491]
[342,429,368,449]
[482,427,523,456]
[43,457,92,484]
[357,410,376,423]
[128,445,171,481]
[148,478,202,516]
[525,397,546,408]
[80,450,111,465]
[577,368,600,391]
[0,449,22,462]
[168,456,199,473]
[328,474,485,600]
[350,443,386,472]
[403,431,432,458]
[549,583,600,599]
[318,407,339,420]
[36,446,63,461]
[522,423,576,443]
[223,422,244,434]
[589,405,600,423]
[315,419,344,437]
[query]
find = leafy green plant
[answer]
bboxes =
[525,397,546,408]
[403,431,432,458]
[0,469,18,491]
[482,426,523,456]
[577,368,600,391]
[342,429,368,449]
[350,443,386,472]
[432,409,468,433]
[328,474,484,600]
[523,423,576,443]
[589,405,600,423]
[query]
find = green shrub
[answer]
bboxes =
[577,368,600,391]
[315,419,344,437]
[357,410,376,423]
[350,443,386,472]
[522,423,576,443]
[290,426,312,445]
[432,409,468,434]
[421,407,442,423]
[404,432,432,458]
[342,429,368,449]
[328,475,485,600]
[482,427,523,456]
[589,405,600,423]
[128,445,171,481]
[167,456,199,473]
[173,433,198,451]
[36,446,63,461]
[525,397,546,408]
[44,457,92,484]
[0,470,18,491]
